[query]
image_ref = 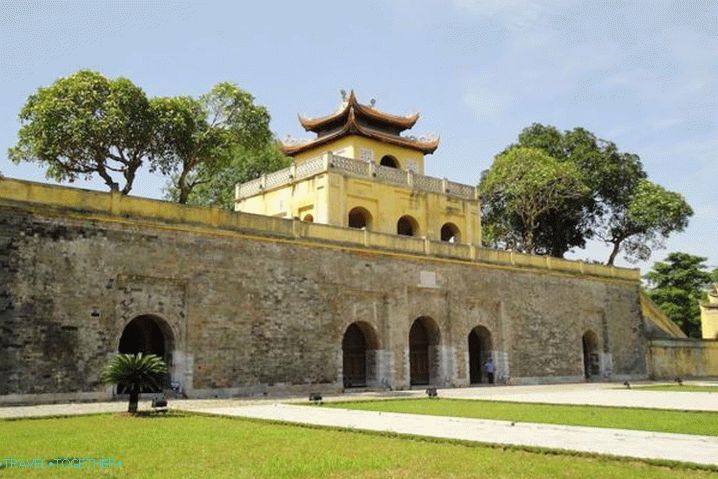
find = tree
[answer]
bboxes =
[484,123,691,263]
[598,180,692,265]
[153,82,276,204]
[9,70,156,194]
[480,147,588,254]
[166,142,290,209]
[644,252,713,337]
[101,353,167,414]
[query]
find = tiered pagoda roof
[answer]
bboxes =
[281,91,439,156]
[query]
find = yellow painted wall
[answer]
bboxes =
[701,287,718,339]
[238,174,328,222]
[294,135,426,174]
[649,339,718,378]
[326,172,480,244]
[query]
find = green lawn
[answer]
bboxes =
[632,385,718,393]
[323,398,718,437]
[1,413,714,478]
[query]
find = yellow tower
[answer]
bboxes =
[235,91,481,245]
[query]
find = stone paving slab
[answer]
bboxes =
[196,403,718,466]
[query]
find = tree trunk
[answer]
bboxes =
[128,388,139,414]
[607,241,621,266]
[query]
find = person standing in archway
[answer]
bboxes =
[484,358,495,384]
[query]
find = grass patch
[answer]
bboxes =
[323,398,718,436]
[631,385,718,393]
[1,412,715,478]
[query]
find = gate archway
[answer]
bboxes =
[582,330,600,379]
[468,326,492,384]
[117,315,174,392]
[409,317,440,386]
[342,322,379,388]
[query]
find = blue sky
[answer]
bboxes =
[1,0,716,272]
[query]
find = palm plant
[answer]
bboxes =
[101,353,168,413]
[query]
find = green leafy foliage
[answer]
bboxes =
[9,71,284,204]
[165,142,290,209]
[9,70,156,194]
[480,147,588,254]
[154,82,279,204]
[101,353,167,413]
[644,252,713,337]
[481,123,692,263]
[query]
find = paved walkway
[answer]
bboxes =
[195,403,718,466]
[438,382,718,412]
[2,382,717,418]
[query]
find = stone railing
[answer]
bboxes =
[0,177,640,283]
[236,153,478,200]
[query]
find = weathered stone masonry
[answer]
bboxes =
[0,182,648,404]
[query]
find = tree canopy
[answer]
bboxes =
[9,70,286,204]
[480,123,692,263]
[644,252,713,338]
[480,147,588,254]
[153,82,277,204]
[9,70,156,194]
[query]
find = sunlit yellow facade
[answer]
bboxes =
[235,93,481,245]
[701,285,718,339]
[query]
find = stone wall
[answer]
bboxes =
[0,179,649,404]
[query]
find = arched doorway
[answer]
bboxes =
[342,322,379,388]
[468,326,492,384]
[582,330,600,379]
[118,315,174,392]
[380,155,399,168]
[348,207,372,230]
[409,317,440,386]
[440,223,461,243]
[397,215,419,237]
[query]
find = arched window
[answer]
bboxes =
[440,223,461,243]
[302,214,314,223]
[380,155,400,168]
[348,207,372,230]
[397,215,419,236]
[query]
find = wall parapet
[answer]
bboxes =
[0,177,639,282]
[235,153,478,201]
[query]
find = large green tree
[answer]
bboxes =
[154,82,277,204]
[480,147,588,254]
[598,179,693,265]
[644,252,713,337]
[482,123,691,263]
[9,70,156,194]
[167,142,290,209]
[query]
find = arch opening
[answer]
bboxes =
[409,317,440,386]
[397,215,419,237]
[380,155,399,169]
[302,214,314,222]
[117,315,174,393]
[342,322,379,388]
[582,330,600,379]
[440,223,461,243]
[348,207,372,230]
[468,326,493,384]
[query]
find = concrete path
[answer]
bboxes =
[438,382,718,412]
[196,403,718,466]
